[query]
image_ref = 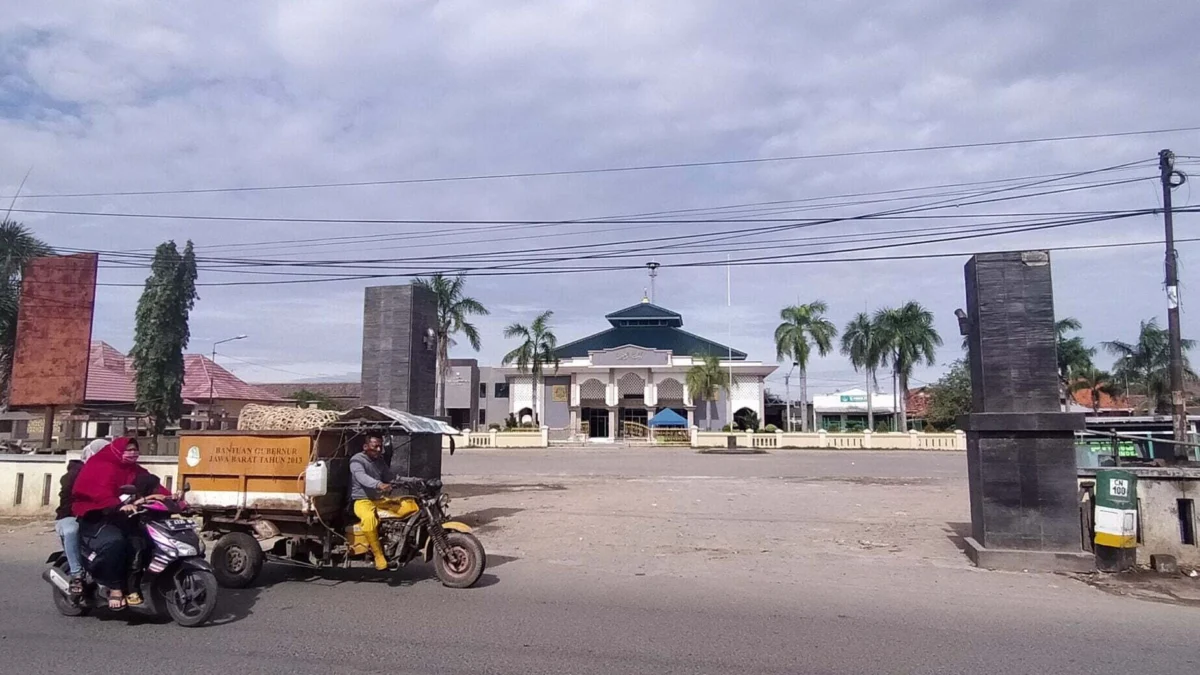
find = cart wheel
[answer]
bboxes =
[211,532,265,588]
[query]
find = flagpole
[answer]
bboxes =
[726,255,733,429]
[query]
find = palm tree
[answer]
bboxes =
[686,354,730,431]
[875,302,942,431]
[1071,367,1118,414]
[502,311,558,426]
[841,312,883,432]
[1104,318,1196,414]
[0,220,55,404]
[774,302,837,432]
[414,273,489,417]
[1055,317,1094,409]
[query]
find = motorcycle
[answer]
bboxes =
[43,484,219,627]
[354,477,487,588]
[211,476,486,589]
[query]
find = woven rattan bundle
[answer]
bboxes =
[237,404,340,431]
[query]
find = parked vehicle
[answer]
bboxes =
[43,487,218,627]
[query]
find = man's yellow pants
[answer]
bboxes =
[353,499,389,570]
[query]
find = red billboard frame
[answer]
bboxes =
[9,253,99,408]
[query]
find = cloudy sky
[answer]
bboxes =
[2,1,1198,396]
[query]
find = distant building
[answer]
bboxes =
[442,300,776,440]
[812,388,900,431]
[2,341,287,448]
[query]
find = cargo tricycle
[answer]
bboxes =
[177,406,485,589]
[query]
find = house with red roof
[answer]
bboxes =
[41,342,286,444]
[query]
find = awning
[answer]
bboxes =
[649,408,688,427]
[329,406,459,435]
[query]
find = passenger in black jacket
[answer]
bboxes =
[55,440,105,592]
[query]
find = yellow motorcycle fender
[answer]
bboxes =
[421,522,474,562]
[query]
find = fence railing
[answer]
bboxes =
[691,429,965,450]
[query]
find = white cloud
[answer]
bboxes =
[1,0,1197,392]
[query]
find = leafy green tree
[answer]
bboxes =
[0,220,54,404]
[926,359,971,430]
[875,302,942,431]
[774,301,837,432]
[414,273,489,417]
[502,311,558,426]
[289,389,341,411]
[130,241,198,448]
[1055,317,1094,406]
[1071,367,1118,414]
[687,354,730,431]
[841,312,884,431]
[1104,318,1196,414]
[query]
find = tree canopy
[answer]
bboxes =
[130,241,198,441]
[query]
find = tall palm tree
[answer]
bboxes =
[875,302,942,431]
[502,311,558,426]
[414,273,489,417]
[686,354,730,431]
[1071,367,1118,414]
[0,220,55,404]
[841,312,883,432]
[1104,318,1196,414]
[1055,317,1094,409]
[774,302,837,432]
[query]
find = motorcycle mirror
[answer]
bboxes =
[449,436,455,456]
[119,484,137,495]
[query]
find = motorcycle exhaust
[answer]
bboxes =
[43,567,71,595]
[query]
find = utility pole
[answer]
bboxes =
[1159,149,1189,455]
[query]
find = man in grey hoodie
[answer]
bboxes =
[349,435,394,570]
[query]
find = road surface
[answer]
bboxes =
[1,449,1195,674]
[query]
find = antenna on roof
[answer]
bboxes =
[641,288,649,303]
[646,261,660,303]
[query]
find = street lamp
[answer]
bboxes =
[209,335,248,428]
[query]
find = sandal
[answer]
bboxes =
[126,592,144,606]
[107,590,127,611]
[68,575,84,596]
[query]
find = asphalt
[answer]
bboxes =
[1,449,1196,674]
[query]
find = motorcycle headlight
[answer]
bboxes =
[174,543,198,557]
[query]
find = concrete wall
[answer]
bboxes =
[693,390,728,430]
[477,367,510,429]
[361,284,438,415]
[542,376,570,428]
[0,456,179,517]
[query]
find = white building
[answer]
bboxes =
[811,388,899,431]
[499,300,776,440]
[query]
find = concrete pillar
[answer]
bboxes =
[608,408,616,441]
[686,408,694,427]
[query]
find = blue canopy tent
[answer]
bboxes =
[648,408,688,428]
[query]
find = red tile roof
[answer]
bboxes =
[1070,388,1138,412]
[84,342,137,402]
[84,342,285,404]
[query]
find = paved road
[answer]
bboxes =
[2,555,1196,675]
[2,450,1196,674]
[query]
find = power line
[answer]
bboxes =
[5,126,1194,200]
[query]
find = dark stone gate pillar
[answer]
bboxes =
[960,251,1093,572]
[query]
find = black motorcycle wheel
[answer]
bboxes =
[161,568,218,627]
[210,532,264,588]
[433,531,486,589]
[50,559,88,617]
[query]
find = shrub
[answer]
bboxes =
[721,424,733,432]
[487,423,501,432]
[762,424,779,433]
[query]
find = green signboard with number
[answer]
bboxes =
[1094,469,1138,549]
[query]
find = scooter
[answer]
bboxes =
[44,484,219,627]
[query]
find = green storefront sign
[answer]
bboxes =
[838,394,868,403]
